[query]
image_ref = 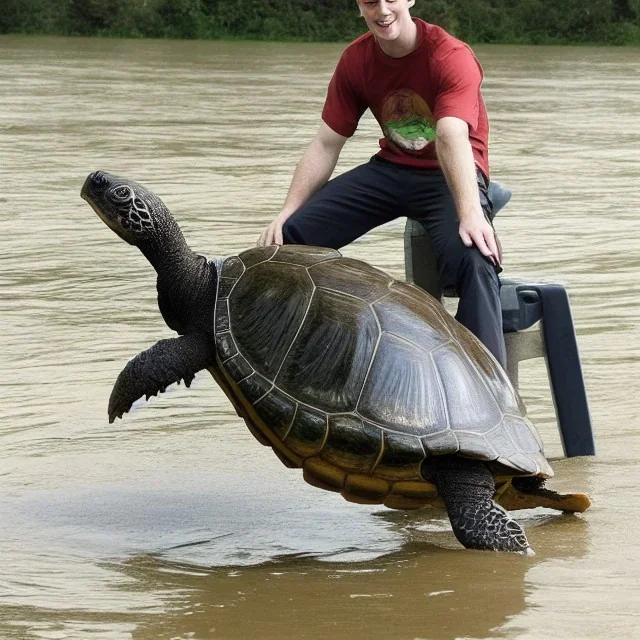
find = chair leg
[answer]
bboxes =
[524,284,596,457]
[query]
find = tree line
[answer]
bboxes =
[1,0,639,45]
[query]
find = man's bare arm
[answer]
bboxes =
[435,116,501,265]
[258,122,348,246]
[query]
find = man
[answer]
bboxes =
[258,0,506,367]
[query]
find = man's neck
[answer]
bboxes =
[376,19,419,58]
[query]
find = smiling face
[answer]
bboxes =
[357,0,416,44]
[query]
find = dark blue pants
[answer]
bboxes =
[282,156,506,368]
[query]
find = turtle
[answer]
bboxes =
[80,170,591,555]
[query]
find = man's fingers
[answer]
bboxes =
[274,223,284,246]
[470,230,491,256]
[484,230,500,264]
[495,232,503,263]
[257,220,284,247]
[460,220,502,267]
[471,229,498,266]
[460,229,473,247]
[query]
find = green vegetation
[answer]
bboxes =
[1,0,640,45]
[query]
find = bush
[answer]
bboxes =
[1,0,639,45]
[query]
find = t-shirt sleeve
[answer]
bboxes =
[432,46,483,129]
[321,53,367,138]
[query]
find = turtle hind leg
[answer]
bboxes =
[512,475,546,492]
[432,456,533,555]
[502,475,591,513]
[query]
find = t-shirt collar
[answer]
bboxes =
[373,18,427,66]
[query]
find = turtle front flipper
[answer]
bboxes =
[108,333,214,423]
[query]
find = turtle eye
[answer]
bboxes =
[112,185,132,201]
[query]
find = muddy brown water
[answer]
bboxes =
[1,36,639,639]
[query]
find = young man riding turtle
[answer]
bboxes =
[258,0,506,367]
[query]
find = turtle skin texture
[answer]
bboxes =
[211,245,553,510]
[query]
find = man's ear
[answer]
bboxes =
[408,0,416,7]
[356,1,363,17]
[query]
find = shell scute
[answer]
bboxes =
[374,433,425,481]
[237,373,272,404]
[432,344,503,432]
[373,291,452,352]
[455,430,498,460]
[284,405,328,459]
[484,421,518,458]
[254,389,297,440]
[388,281,455,329]
[229,261,313,380]
[215,332,237,361]
[220,256,245,279]
[303,457,345,492]
[321,415,382,474]
[422,429,460,456]
[449,325,521,414]
[218,277,237,300]
[502,415,545,455]
[501,453,540,475]
[309,257,392,303]
[238,245,278,268]
[215,299,229,332]
[343,474,390,504]
[358,333,447,435]
[275,289,378,413]
[270,244,341,267]
[224,353,253,383]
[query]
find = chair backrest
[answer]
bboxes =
[404,181,512,299]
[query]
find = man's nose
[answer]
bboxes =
[378,1,392,15]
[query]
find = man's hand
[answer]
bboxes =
[257,213,290,247]
[459,214,502,267]
[257,122,348,247]
[435,117,503,267]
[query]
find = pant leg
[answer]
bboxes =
[282,158,409,249]
[407,169,507,368]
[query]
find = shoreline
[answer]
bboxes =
[2,31,640,47]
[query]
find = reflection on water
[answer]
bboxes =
[1,35,639,639]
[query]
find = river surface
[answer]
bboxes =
[1,35,639,639]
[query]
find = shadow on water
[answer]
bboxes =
[0,474,591,639]
[116,515,590,640]
[0,441,594,639]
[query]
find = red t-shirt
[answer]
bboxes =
[322,19,489,178]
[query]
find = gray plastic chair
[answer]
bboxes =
[404,182,595,457]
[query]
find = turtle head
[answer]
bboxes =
[82,171,217,335]
[81,171,168,246]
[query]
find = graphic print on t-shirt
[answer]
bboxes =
[381,89,437,154]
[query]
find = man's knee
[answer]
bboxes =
[457,249,500,290]
[282,216,308,245]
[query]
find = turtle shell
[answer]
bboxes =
[213,245,552,509]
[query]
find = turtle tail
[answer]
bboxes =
[433,456,533,555]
